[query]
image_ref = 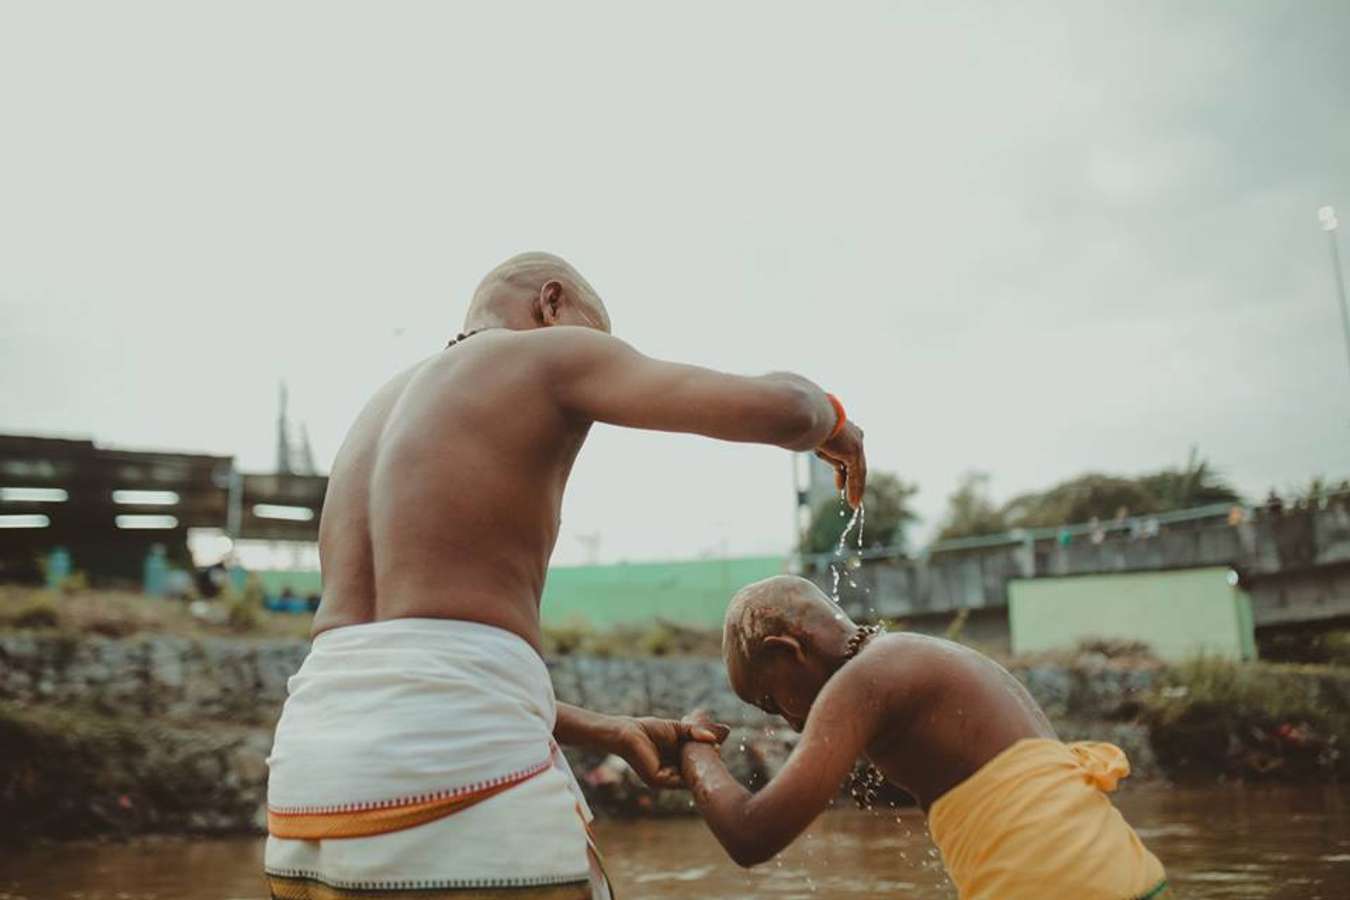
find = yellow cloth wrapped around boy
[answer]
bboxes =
[928,739,1169,900]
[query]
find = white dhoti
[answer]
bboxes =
[264,618,610,898]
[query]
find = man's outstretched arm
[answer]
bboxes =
[543,328,866,506]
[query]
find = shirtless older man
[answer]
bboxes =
[264,252,866,899]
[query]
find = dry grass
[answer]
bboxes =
[0,586,313,641]
[0,586,725,651]
[542,618,722,658]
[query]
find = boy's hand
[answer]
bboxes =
[681,708,724,733]
[615,716,730,790]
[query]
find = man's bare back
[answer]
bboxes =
[314,328,591,649]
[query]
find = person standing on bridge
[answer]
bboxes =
[263,252,867,899]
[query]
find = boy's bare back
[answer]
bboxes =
[835,632,1056,808]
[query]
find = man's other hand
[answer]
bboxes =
[815,420,867,509]
[616,715,731,790]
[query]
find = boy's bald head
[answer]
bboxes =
[723,575,854,703]
[463,251,611,335]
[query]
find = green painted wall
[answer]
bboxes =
[256,570,322,597]
[540,556,787,628]
[1009,567,1256,661]
[250,556,787,629]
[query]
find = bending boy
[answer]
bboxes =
[681,575,1168,900]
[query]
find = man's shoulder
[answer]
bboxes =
[475,326,625,360]
[483,328,637,383]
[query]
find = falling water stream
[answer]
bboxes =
[830,499,865,604]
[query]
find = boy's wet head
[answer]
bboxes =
[723,575,856,731]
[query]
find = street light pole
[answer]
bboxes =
[1318,206,1350,387]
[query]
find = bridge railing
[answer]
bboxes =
[800,494,1350,622]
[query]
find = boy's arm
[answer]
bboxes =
[680,665,882,867]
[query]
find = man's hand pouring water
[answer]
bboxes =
[816,419,867,509]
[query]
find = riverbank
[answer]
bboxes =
[2,591,1347,842]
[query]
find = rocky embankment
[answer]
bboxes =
[1,631,1345,841]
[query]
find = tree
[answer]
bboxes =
[988,448,1240,533]
[1137,447,1241,511]
[802,471,918,554]
[1002,474,1158,530]
[936,471,1008,541]
[1289,475,1350,506]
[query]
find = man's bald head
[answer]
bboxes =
[723,575,853,701]
[462,251,611,336]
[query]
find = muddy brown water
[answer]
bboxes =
[1,785,1346,899]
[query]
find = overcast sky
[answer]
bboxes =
[2,1,1348,565]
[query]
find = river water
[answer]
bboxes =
[1,785,1346,899]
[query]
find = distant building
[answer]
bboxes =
[0,433,326,586]
[1009,568,1257,662]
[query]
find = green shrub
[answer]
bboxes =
[542,619,722,658]
[544,620,592,656]
[0,593,62,630]
[242,575,266,609]
[1146,657,1350,780]
[944,608,969,642]
[638,622,678,657]
[0,702,254,842]
[1258,629,1350,666]
[225,594,260,633]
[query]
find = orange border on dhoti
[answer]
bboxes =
[267,762,551,840]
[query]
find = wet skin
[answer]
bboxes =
[682,630,1056,867]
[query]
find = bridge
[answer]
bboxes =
[804,496,1350,651]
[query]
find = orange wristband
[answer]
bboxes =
[824,393,847,443]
